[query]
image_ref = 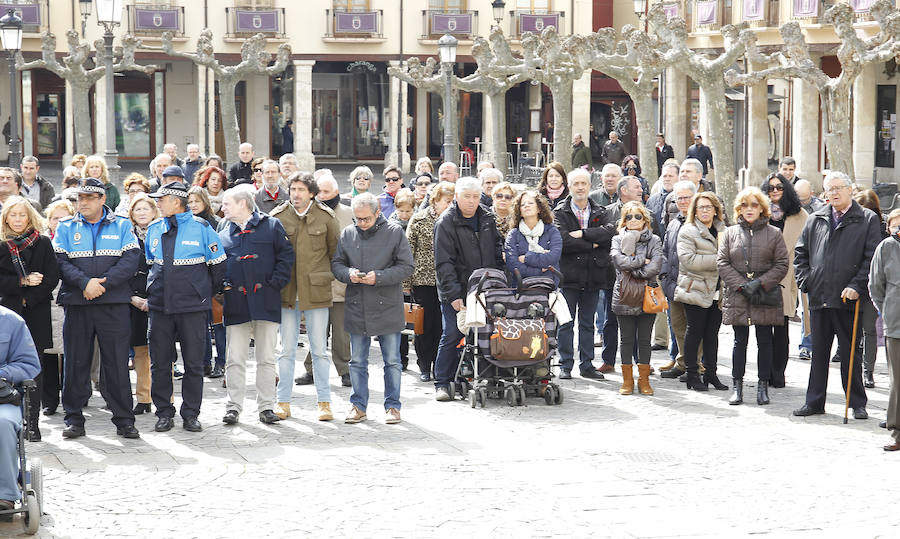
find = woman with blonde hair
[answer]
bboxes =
[491,181,517,239]
[414,157,434,176]
[610,200,663,396]
[70,154,87,173]
[116,173,152,216]
[82,155,120,210]
[676,191,727,391]
[717,187,788,406]
[0,197,60,440]
[127,194,159,414]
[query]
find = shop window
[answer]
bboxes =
[333,0,370,11]
[876,85,896,169]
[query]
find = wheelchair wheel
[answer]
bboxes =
[22,494,39,534]
[517,386,526,406]
[478,388,488,408]
[29,460,41,514]
[544,386,555,405]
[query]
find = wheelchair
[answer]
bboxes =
[0,380,43,534]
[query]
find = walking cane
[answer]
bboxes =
[843,298,862,424]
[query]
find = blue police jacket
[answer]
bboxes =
[145,210,226,314]
[0,306,40,384]
[52,207,141,306]
[218,210,294,326]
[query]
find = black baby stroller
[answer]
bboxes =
[0,379,43,534]
[450,268,564,408]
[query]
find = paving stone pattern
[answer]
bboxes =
[3,322,899,538]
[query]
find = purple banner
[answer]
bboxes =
[335,11,378,33]
[696,0,718,25]
[793,0,818,17]
[0,4,39,26]
[519,14,560,34]
[135,8,179,31]
[743,0,765,20]
[431,13,473,34]
[663,3,680,19]
[235,9,279,32]
[850,0,873,13]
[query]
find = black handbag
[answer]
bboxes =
[0,379,20,405]
[740,229,782,307]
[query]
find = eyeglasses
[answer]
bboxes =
[127,188,145,195]
[624,214,643,221]
[494,193,513,201]
[769,184,784,192]
[740,201,761,209]
[696,205,715,212]
[253,169,262,173]
[355,177,371,182]
[824,185,848,195]
[385,177,401,183]
[416,181,431,187]
[355,215,375,224]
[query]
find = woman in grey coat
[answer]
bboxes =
[676,192,727,392]
[611,201,664,396]
[717,187,789,406]
[332,193,414,425]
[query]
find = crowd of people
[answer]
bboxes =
[0,140,899,511]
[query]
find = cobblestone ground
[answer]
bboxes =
[3,322,899,538]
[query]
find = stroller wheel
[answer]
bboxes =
[468,389,477,408]
[517,386,526,406]
[22,494,39,534]
[554,386,564,405]
[478,388,488,408]
[505,387,516,407]
[544,386,555,405]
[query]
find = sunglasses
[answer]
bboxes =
[741,201,761,209]
[416,181,431,187]
[494,193,513,200]
[769,184,784,191]
[385,177,401,183]
[624,214,643,221]
[253,169,262,173]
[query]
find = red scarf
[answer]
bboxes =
[6,229,40,281]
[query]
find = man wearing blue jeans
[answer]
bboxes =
[432,177,504,400]
[332,193,413,423]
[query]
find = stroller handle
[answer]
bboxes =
[547,266,563,281]
[476,272,489,296]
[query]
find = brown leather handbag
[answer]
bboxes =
[404,302,425,335]
[643,282,668,314]
[619,271,646,307]
[490,319,549,361]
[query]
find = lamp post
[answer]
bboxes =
[96,0,123,182]
[78,0,92,38]
[0,9,22,170]
[438,33,458,165]
[492,0,506,28]
[632,0,648,32]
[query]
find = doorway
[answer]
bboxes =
[312,88,339,156]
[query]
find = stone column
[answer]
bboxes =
[94,71,109,158]
[196,65,215,157]
[792,77,822,190]
[745,63,770,188]
[293,60,316,172]
[528,81,542,159]
[482,92,495,161]
[697,82,711,145]
[384,60,411,172]
[64,79,75,162]
[415,87,428,160]
[572,74,592,153]
[664,67,689,157]
[852,62,877,186]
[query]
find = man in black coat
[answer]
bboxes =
[553,168,616,380]
[432,177,504,401]
[793,171,883,419]
[655,133,675,176]
[228,142,255,186]
[686,135,714,177]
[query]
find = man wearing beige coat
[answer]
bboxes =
[271,172,341,421]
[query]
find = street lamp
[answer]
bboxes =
[633,0,648,31]
[492,0,506,28]
[96,0,123,182]
[438,33,458,165]
[0,9,22,169]
[78,0,92,38]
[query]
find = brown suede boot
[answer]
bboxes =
[619,365,634,395]
[637,364,654,395]
[275,402,291,420]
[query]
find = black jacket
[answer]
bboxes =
[553,196,616,291]
[794,200,882,311]
[656,144,674,174]
[228,160,253,186]
[433,202,504,303]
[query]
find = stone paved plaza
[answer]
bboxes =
[3,321,899,538]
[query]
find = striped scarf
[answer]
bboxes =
[6,229,40,281]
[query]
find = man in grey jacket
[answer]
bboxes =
[332,193,413,425]
[869,209,900,451]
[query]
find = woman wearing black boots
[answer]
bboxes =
[675,192,727,392]
[717,187,789,405]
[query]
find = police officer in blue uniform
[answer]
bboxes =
[52,178,141,439]
[146,182,226,433]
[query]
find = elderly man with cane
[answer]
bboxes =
[792,171,881,420]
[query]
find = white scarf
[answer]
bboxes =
[518,220,548,253]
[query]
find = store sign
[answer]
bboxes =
[335,11,379,33]
[696,0,718,25]
[431,13,473,34]
[850,0,873,13]
[742,0,765,20]
[135,8,179,31]
[662,3,680,19]
[0,4,39,25]
[234,9,279,32]
[792,0,818,18]
[519,14,560,34]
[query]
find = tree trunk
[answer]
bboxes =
[72,83,94,155]
[488,90,507,175]
[701,80,737,208]
[220,77,240,165]
[550,81,573,171]
[821,86,854,181]
[632,89,658,185]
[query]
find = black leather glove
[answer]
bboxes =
[0,379,20,405]
[739,279,762,298]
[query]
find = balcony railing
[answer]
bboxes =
[127,5,185,37]
[509,10,566,38]
[324,9,384,39]
[0,0,49,35]
[421,10,479,39]
[225,7,286,38]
